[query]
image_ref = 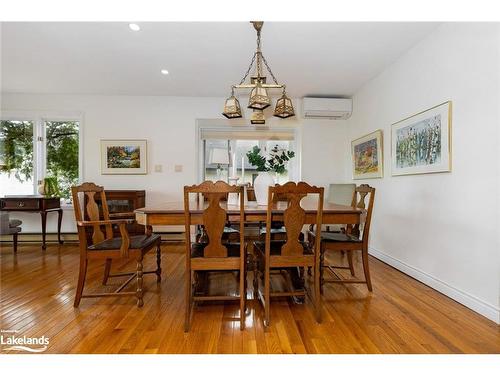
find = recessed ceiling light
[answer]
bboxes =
[161,69,169,75]
[129,23,140,31]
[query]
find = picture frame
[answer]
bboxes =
[391,101,452,176]
[100,139,148,175]
[351,129,384,179]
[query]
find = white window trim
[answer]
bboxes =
[1,110,84,205]
[196,120,302,183]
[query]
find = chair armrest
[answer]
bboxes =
[77,219,135,227]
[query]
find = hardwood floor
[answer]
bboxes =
[1,242,499,354]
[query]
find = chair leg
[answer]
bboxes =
[239,259,246,331]
[347,251,355,276]
[13,232,18,253]
[102,258,112,285]
[361,247,373,292]
[253,268,259,300]
[184,269,192,332]
[319,242,325,295]
[314,257,322,323]
[74,258,88,307]
[136,256,144,307]
[264,266,270,328]
[156,242,162,283]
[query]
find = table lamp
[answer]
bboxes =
[209,148,229,181]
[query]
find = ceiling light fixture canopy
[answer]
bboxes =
[222,21,294,125]
[129,23,141,31]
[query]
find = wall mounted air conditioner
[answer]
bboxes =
[302,97,352,119]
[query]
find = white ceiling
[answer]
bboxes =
[1,22,439,97]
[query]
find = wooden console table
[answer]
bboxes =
[0,195,63,250]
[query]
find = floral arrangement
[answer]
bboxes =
[246,145,295,174]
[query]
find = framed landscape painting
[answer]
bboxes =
[391,101,452,176]
[351,130,383,179]
[100,139,147,174]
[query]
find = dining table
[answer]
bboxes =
[134,198,364,300]
[134,198,363,228]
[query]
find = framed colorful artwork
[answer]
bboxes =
[391,101,452,176]
[351,130,384,179]
[100,139,148,175]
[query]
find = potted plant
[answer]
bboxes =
[246,145,295,205]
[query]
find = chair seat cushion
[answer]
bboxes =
[88,233,161,251]
[9,219,22,228]
[190,242,243,258]
[253,240,313,256]
[258,227,286,236]
[320,232,362,243]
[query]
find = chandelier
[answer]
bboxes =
[222,21,295,125]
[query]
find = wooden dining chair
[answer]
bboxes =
[309,184,375,292]
[253,182,324,327]
[183,181,246,332]
[71,182,162,308]
[307,183,356,275]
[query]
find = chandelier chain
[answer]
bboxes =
[261,53,279,85]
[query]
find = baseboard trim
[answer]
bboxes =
[369,246,500,324]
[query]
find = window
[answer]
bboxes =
[199,125,298,185]
[0,120,35,195]
[0,114,81,201]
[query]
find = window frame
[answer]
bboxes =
[196,120,301,183]
[0,110,84,204]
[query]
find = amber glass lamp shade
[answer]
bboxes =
[248,82,271,110]
[273,93,295,119]
[222,95,242,119]
[250,109,266,125]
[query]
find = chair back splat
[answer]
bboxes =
[265,181,324,257]
[351,184,376,242]
[71,182,113,247]
[184,181,244,257]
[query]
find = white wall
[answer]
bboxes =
[0,93,348,233]
[345,23,500,322]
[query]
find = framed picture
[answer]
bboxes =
[351,130,384,179]
[391,101,452,176]
[100,139,148,175]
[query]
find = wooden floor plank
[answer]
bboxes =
[1,242,499,354]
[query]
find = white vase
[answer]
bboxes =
[253,171,275,206]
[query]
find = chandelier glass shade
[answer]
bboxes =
[222,21,294,125]
[273,90,294,119]
[248,81,271,110]
[250,109,266,125]
[222,94,243,119]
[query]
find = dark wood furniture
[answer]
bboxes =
[253,182,324,327]
[88,190,146,236]
[0,195,63,250]
[309,184,375,292]
[0,212,22,252]
[183,181,246,332]
[71,183,161,308]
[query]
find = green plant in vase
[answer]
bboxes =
[38,177,61,197]
[246,145,295,205]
